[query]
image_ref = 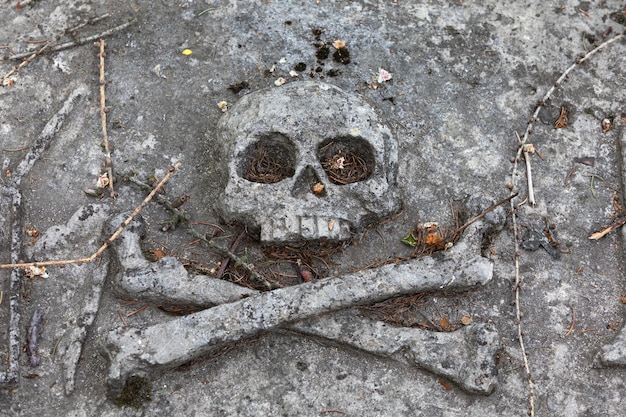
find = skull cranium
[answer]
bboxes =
[214,81,401,243]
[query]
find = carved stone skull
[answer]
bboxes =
[215,81,401,243]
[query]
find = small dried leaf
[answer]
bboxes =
[438,380,452,391]
[300,270,313,282]
[148,249,167,262]
[25,226,40,238]
[424,232,444,248]
[440,316,449,329]
[607,320,620,330]
[554,106,568,129]
[332,40,346,49]
[312,182,325,195]
[601,118,613,133]
[401,232,418,247]
[460,315,473,325]
[376,68,392,83]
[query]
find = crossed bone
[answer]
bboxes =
[101,213,499,399]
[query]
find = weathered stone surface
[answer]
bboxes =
[214,81,401,243]
[102,232,492,398]
[0,186,21,388]
[599,326,626,367]
[2,1,625,415]
[292,310,499,395]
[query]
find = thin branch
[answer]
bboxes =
[522,142,537,206]
[564,307,575,337]
[216,230,246,279]
[0,163,181,270]
[2,19,137,61]
[519,33,625,150]
[0,40,54,85]
[453,193,518,239]
[98,39,116,198]
[125,174,189,220]
[188,228,276,290]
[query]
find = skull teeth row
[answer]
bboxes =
[263,215,350,242]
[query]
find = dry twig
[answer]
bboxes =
[0,163,181,270]
[564,307,575,337]
[0,40,54,85]
[187,228,277,290]
[589,216,626,240]
[522,142,537,206]
[98,39,116,198]
[2,19,137,61]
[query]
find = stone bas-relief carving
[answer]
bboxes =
[214,81,401,243]
[102,213,500,398]
[22,204,111,395]
[99,83,504,400]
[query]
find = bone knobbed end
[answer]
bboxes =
[101,327,151,400]
[104,211,256,307]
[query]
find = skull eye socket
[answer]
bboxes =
[318,137,375,185]
[240,133,296,184]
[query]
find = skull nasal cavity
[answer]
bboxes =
[318,136,375,185]
[240,133,296,184]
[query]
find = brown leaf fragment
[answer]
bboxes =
[554,106,568,129]
[589,216,626,240]
[147,248,167,261]
[440,316,449,329]
[601,118,613,133]
[573,157,595,166]
[607,320,620,331]
[589,228,612,240]
[438,380,452,391]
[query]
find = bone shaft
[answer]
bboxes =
[290,313,498,395]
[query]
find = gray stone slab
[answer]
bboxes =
[1,1,625,415]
